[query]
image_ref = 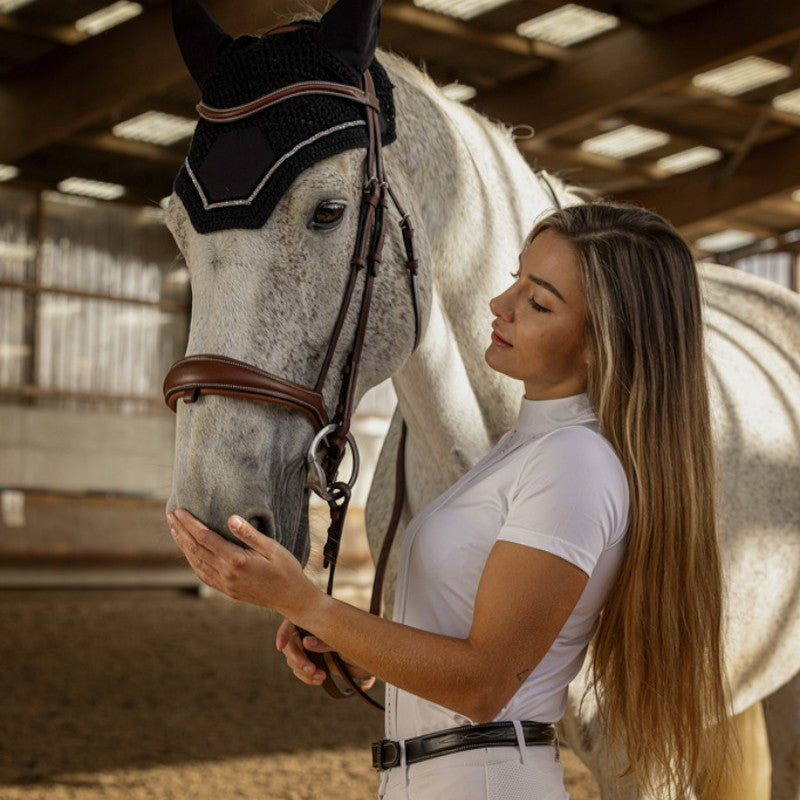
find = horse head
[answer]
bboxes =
[164,0,424,563]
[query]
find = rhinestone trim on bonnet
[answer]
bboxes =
[184,120,366,210]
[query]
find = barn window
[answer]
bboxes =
[0,185,188,412]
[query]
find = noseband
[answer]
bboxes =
[163,68,420,710]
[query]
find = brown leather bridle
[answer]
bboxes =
[163,69,420,710]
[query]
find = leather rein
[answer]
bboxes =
[163,69,420,711]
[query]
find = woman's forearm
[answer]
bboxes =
[297,591,506,722]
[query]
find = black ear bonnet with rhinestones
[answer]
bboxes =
[171,0,396,234]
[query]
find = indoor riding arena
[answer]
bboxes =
[1,1,798,799]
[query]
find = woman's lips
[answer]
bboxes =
[491,331,512,348]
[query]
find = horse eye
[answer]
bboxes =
[308,200,346,230]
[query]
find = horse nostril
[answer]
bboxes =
[247,514,275,539]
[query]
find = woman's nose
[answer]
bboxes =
[489,287,514,320]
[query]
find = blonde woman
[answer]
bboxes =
[169,201,731,798]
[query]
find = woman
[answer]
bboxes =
[169,201,731,798]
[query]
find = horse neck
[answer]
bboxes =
[381,54,562,488]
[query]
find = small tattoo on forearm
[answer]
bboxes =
[516,668,532,682]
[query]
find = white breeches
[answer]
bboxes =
[377,742,568,800]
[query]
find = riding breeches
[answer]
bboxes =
[376,742,568,800]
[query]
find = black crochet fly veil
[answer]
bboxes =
[174,24,397,234]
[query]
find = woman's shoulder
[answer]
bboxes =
[524,424,627,492]
[539,422,619,461]
[505,424,630,554]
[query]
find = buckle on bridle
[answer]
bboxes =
[305,422,360,502]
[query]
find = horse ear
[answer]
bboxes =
[171,0,233,87]
[317,0,382,76]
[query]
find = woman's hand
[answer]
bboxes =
[276,618,375,690]
[167,508,322,620]
[275,618,330,686]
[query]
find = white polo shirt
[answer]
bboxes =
[385,393,629,741]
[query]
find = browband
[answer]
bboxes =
[197,80,381,123]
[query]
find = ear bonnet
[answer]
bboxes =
[171,0,396,233]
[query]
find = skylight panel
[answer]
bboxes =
[75,1,143,36]
[656,146,722,174]
[57,178,126,201]
[516,4,619,47]
[0,164,19,182]
[581,124,669,160]
[113,111,196,146]
[692,56,791,96]
[441,82,477,102]
[694,230,757,253]
[0,0,36,11]
[412,0,512,21]
[773,87,800,116]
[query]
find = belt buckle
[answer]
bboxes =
[371,738,401,770]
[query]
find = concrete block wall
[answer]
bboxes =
[0,405,175,496]
[0,404,177,560]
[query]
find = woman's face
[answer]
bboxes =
[485,228,589,400]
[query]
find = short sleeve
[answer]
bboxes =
[497,426,629,577]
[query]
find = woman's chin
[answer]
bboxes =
[484,345,510,376]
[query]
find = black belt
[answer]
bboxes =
[372,721,556,770]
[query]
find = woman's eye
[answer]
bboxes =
[308,200,346,230]
[529,297,550,313]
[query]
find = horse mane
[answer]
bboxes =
[377,49,588,210]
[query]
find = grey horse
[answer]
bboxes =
[164,1,800,797]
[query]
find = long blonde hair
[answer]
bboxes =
[531,202,731,796]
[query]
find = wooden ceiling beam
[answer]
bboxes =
[618,106,793,152]
[518,137,658,178]
[139,92,198,119]
[472,0,800,138]
[0,0,310,164]
[764,197,800,218]
[612,131,800,226]
[725,219,782,239]
[67,132,186,166]
[676,85,800,130]
[0,12,84,45]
